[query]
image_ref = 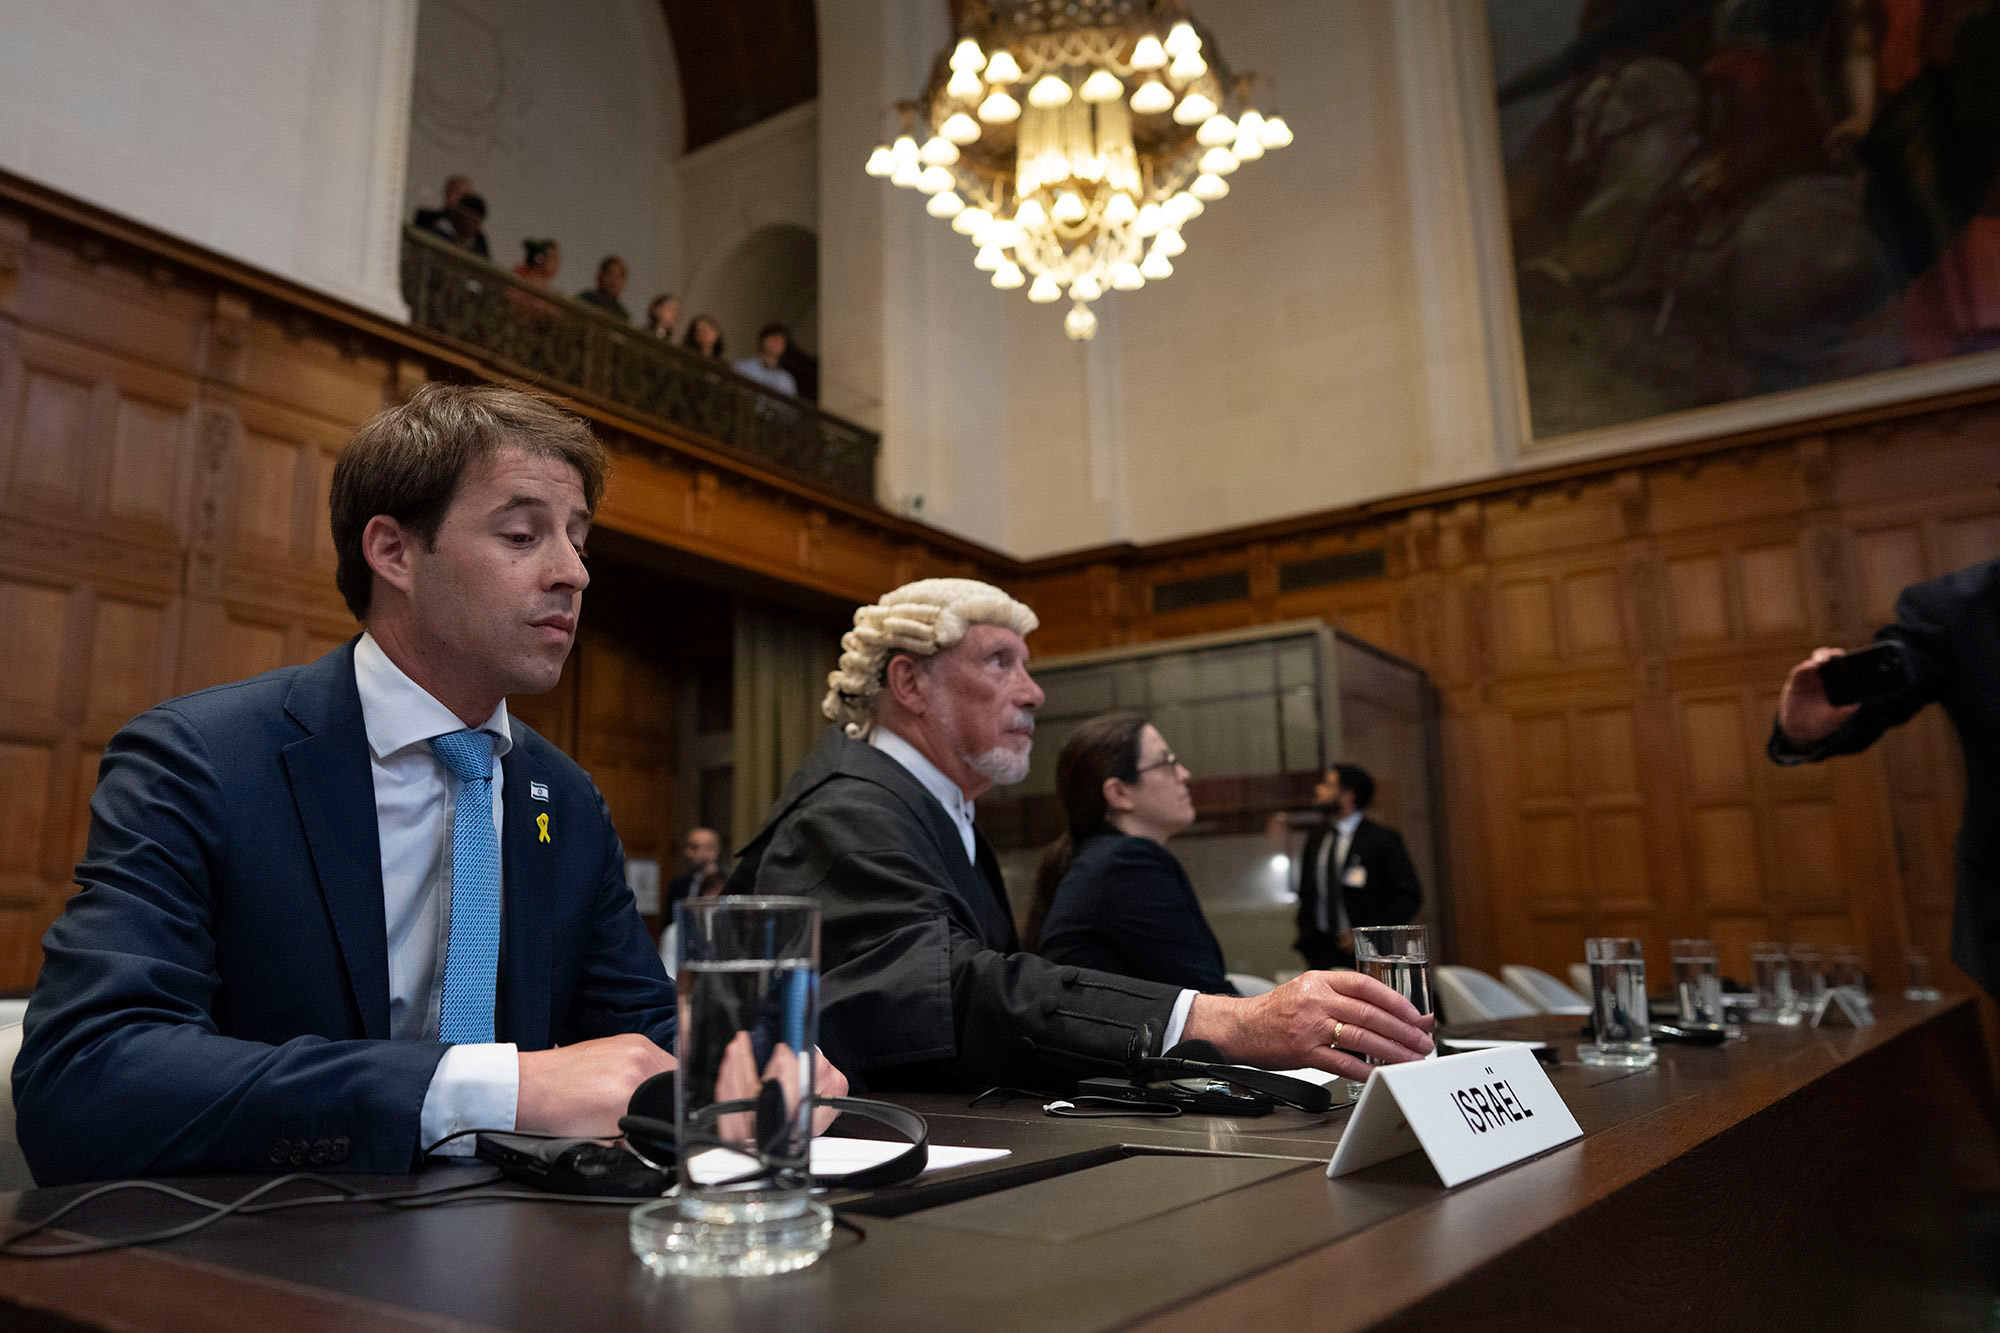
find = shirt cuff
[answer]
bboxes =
[1159,989,1197,1053]
[419,1043,520,1156]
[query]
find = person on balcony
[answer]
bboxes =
[414,191,489,260]
[644,293,680,340]
[576,256,631,324]
[733,323,800,397]
[514,238,560,289]
[683,314,726,361]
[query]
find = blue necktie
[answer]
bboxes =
[430,729,500,1045]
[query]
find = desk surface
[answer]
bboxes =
[3,996,1995,1331]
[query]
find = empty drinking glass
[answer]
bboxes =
[1670,938,1724,1027]
[1581,937,1657,1068]
[1750,941,1800,1025]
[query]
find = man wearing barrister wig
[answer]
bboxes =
[730,579,1435,1090]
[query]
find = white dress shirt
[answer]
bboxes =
[353,633,520,1154]
[868,724,1196,1050]
[1314,811,1365,935]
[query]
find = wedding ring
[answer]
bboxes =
[1331,1020,1346,1046]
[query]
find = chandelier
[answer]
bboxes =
[865,0,1292,341]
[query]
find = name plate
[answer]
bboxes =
[1812,988,1875,1028]
[1326,1046,1582,1188]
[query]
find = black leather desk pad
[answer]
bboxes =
[903,1151,1305,1241]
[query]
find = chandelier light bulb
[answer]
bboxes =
[1079,69,1124,103]
[977,89,1021,124]
[1232,132,1264,162]
[1027,75,1073,109]
[865,146,895,177]
[1154,227,1187,257]
[916,164,955,195]
[974,243,1005,271]
[1130,33,1167,70]
[1164,21,1201,58]
[993,261,1026,289]
[1027,273,1063,303]
[1064,303,1099,340]
[1110,261,1146,290]
[950,37,985,72]
[1104,191,1138,226]
[947,67,983,100]
[1169,51,1208,81]
[1070,273,1103,301]
[940,112,982,145]
[919,135,959,166]
[1051,189,1088,224]
[891,134,920,161]
[952,206,991,236]
[1199,146,1239,175]
[1236,109,1267,141]
[1190,171,1229,200]
[1140,250,1174,280]
[1173,91,1218,125]
[984,49,1023,83]
[1133,201,1166,236]
[926,190,965,218]
[1196,113,1236,147]
[1130,78,1174,115]
[1172,190,1205,220]
[1015,197,1049,229]
[891,158,923,188]
[987,218,1023,249]
[1261,115,1293,148]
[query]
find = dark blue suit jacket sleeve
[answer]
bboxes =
[13,706,448,1185]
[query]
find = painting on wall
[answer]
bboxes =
[1486,0,2000,443]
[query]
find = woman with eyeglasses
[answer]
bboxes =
[1024,712,1237,993]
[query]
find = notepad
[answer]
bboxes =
[686,1138,1010,1186]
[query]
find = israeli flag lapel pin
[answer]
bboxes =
[529,781,550,802]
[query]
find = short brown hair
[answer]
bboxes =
[329,382,607,619]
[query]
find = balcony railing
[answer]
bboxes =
[400,227,878,502]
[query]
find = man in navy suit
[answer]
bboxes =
[12,384,815,1185]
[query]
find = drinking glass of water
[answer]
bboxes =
[1581,937,1657,1067]
[630,897,829,1277]
[1788,943,1826,1018]
[1348,925,1434,1101]
[1904,948,1944,1002]
[1750,941,1801,1025]
[1669,938,1724,1027]
[1828,947,1867,994]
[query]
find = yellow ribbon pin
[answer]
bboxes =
[536,812,551,844]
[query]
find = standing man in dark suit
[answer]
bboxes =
[1769,556,2000,999]
[13,384,846,1186]
[1294,764,1424,971]
[730,580,1434,1092]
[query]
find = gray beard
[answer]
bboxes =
[966,743,1030,786]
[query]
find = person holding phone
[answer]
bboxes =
[1769,555,2000,999]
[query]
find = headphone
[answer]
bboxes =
[618,1072,931,1191]
[1133,1038,1335,1112]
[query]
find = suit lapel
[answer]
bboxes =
[497,734,555,1048]
[281,644,392,1039]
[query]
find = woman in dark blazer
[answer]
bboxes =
[1024,713,1236,994]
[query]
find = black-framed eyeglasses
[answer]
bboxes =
[1133,751,1183,777]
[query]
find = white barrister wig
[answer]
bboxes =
[822,578,1040,738]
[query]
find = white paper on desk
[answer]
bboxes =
[685,1138,1009,1186]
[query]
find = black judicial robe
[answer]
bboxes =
[728,728,1181,1090]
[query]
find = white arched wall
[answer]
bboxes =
[685,223,820,358]
[405,0,683,313]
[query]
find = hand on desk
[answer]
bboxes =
[517,1034,677,1137]
[1183,970,1435,1081]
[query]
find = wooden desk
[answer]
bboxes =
[3,996,1995,1331]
